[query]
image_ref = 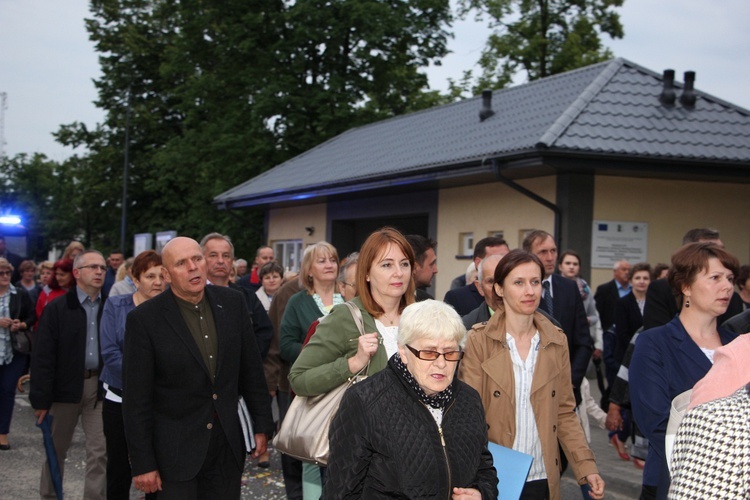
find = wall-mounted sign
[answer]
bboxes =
[591,220,648,268]
[133,233,153,256]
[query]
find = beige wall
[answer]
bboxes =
[267,203,327,247]
[263,175,749,299]
[590,175,750,289]
[434,176,557,299]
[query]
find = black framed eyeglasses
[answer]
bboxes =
[405,344,463,362]
[78,264,107,272]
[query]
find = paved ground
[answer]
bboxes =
[0,376,641,499]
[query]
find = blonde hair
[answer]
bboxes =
[300,242,339,294]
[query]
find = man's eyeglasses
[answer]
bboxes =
[0,270,11,277]
[405,344,464,362]
[341,281,356,288]
[78,264,107,272]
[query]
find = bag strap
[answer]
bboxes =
[343,301,371,378]
[344,301,366,336]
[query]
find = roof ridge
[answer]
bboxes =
[536,58,625,148]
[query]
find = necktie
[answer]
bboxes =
[541,280,554,315]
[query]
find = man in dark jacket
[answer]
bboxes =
[594,260,631,333]
[30,250,108,499]
[200,232,274,359]
[462,254,503,330]
[523,230,592,404]
[405,234,438,301]
[445,237,509,316]
[122,237,273,498]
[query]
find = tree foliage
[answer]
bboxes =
[41,0,454,257]
[459,0,624,93]
[0,153,80,258]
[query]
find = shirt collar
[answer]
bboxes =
[76,285,101,305]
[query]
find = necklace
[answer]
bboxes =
[380,310,399,326]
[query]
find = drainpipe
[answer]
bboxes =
[491,159,562,243]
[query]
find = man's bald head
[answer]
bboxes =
[161,237,207,303]
[476,253,504,309]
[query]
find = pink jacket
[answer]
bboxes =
[689,334,750,410]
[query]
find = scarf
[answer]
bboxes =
[390,353,454,409]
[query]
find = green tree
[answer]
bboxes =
[54,0,453,257]
[0,153,79,258]
[459,0,624,92]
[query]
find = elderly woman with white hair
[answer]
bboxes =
[324,300,498,499]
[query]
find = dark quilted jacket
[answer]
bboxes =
[324,359,498,499]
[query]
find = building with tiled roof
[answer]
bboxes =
[216,58,750,294]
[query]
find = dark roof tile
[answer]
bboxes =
[216,58,750,205]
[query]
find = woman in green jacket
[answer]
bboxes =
[287,228,416,499]
[289,227,416,396]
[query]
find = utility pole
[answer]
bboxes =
[120,88,131,255]
[0,92,7,159]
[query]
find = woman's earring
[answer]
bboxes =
[685,297,690,308]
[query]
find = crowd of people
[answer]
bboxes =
[0,225,748,499]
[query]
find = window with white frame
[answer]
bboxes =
[459,232,474,257]
[273,239,303,273]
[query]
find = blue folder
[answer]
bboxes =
[487,442,533,500]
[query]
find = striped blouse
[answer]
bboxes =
[506,331,546,482]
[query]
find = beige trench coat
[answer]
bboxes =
[459,309,598,500]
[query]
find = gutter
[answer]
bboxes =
[491,158,562,242]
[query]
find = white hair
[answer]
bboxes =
[398,300,467,349]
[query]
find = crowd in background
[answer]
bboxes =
[0,225,748,499]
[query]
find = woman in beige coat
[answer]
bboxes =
[459,249,604,500]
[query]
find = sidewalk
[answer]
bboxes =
[561,375,642,499]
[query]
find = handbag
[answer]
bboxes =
[272,301,369,465]
[11,329,32,355]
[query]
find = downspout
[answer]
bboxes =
[491,159,562,243]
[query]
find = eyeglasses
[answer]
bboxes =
[78,264,107,272]
[341,281,355,288]
[405,344,463,362]
[0,270,11,277]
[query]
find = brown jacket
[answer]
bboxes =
[265,279,302,393]
[458,308,598,500]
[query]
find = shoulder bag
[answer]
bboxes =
[272,301,369,465]
[10,291,32,355]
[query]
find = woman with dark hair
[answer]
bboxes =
[630,242,739,500]
[651,263,669,282]
[607,262,651,463]
[288,227,415,498]
[35,258,74,323]
[558,250,602,358]
[614,263,651,365]
[460,249,604,500]
[0,258,35,450]
[256,261,284,312]
[99,250,164,499]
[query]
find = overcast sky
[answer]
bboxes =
[1,0,748,161]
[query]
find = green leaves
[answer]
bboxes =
[460,0,624,92]
[28,0,454,257]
